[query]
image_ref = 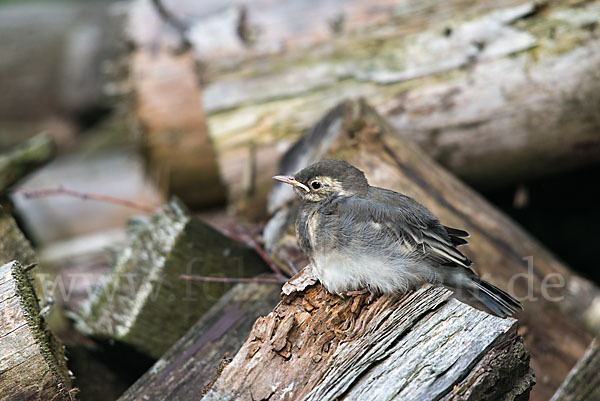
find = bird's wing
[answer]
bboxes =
[444,226,470,247]
[326,192,472,268]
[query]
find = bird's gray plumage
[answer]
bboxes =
[286,159,522,318]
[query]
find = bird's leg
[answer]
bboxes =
[345,288,377,303]
[345,288,369,296]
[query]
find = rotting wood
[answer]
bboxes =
[118,280,282,401]
[74,198,270,359]
[0,261,74,401]
[201,267,534,401]
[265,99,597,401]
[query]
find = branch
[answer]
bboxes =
[221,226,286,277]
[179,275,285,284]
[16,187,156,213]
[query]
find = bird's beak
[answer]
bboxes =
[272,175,310,192]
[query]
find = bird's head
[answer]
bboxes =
[273,159,368,202]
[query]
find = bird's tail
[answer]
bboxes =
[467,277,523,318]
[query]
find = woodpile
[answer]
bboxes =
[1,0,599,400]
[126,0,600,212]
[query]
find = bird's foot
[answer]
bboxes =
[345,288,377,304]
[345,289,369,296]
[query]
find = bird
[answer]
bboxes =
[273,159,522,317]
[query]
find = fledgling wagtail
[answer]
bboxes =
[273,159,522,317]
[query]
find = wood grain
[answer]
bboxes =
[74,199,270,359]
[202,267,533,400]
[0,261,73,401]
[118,281,282,401]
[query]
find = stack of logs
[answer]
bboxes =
[2,101,598,400]
[2,0,600,400]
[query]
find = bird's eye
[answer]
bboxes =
[310,181,321,190]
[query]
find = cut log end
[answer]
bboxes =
[0,261,74,401]
[75,198,270,359]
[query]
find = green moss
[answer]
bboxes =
[77,198,270,358]
[0,208,37,266]
[11,261,73,400]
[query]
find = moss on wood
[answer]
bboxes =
[75,198,270,358]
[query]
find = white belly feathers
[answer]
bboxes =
[311,251,438,295]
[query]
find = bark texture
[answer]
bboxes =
[127,0,600,212]
[0,261,74,401]
[202,267,534,401]
[74,198,270,359]
[265,100,597,401]
[118,281,282,401]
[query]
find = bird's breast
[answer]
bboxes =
[312,250,437,295]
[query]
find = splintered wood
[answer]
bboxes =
[202,267,534,401]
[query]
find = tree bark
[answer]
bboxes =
[118,280,282,401]
[265,100,597,401]
[550,338,600,401]
[0,261,74,401]
[127,0,600,211]
[73,198,270,359]
[201,267,534,401]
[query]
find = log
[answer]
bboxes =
[118,280,282,401]
[550,338,600,401]
[130,40,226,208]
[0,133,55,193]
[0,2,119,122]
[265,100,598,401]
[202,267,535,400]
[126,0,600,211]
[0,261,74,401]
[74,198,270,359]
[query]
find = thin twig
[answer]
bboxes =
[23,263,39,272]
[222,227,286,277]
[16,187,156,213]
[151,0,190,47]
[179,275,286,284]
